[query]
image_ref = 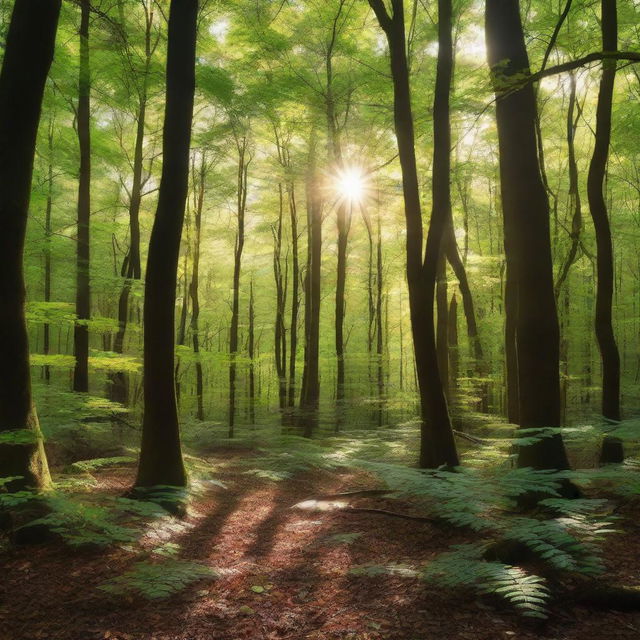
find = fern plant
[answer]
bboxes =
[98,559,217,599]
[423,543,550,618]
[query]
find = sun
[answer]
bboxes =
[336,166,366,203]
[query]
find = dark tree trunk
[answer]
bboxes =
[375,216,385,425]
[486,0,571,472]
[174,234,190,404]
[109,6,154,404]
[436,251,449,400]
[0,0,60,490]
[190,154,205,421]
[134,0,197,489]
[228,136,249,437]
[555,72,582,297]
[587,0,621,423]
[299,138,322,436]
[287,182,300,409]
[273,183,288,413]
[504,269,519,423]
[73,0,91,393]
[369,0,459,468]
[248,279,256,425]
[43,119,55,384]
[448,293,459,393]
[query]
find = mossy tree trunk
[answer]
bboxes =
[0,0,61,491]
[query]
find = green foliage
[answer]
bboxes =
[323,532,362,545]
[98,559,217,599]
[357,460,631,617]
[423,544,550,619]
[65,456,136,474]
[0,429,43,445]
[21,495,152,547]
[239,435,349,480]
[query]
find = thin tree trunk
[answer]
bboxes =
[43,118,55,383]
[229,136,249,437]
[369,0,459,468]
[248,279,256,425]
[73,0,91,393]
[299,136,322,436]
[273,183,288,413]
[555,72,582,297]
[0,0,60,490]
[436,251,449,400]
[287,182,300,409]
[587,0,621,422]
[375,216,385,425]
[134,0,197,489]
[190,154,205,421]
[109,4,154,404]
[448,293,459,394]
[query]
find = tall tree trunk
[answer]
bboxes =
[486,0,571,472]
[43,118,55,384]
[375,216,385,425]
[0,0,60,490]
[369,0,459,468]
[174,232,190,404]
[555,72,582,297]
[229,136,249,437]
[109,4,154,404]
[190,154,205,421]
[299,137,322,436]
[273,183,288,413]
[436,251,449,399]
[448,293,459,394]
[248,278,256,425]
[587,0,621,422]
[134,0,197,489]
[73,0,91,393]
[287,182,300,409]
[325,5,349,418]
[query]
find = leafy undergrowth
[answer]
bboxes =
[1,454,639,639]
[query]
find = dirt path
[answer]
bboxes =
[1,460,639,640]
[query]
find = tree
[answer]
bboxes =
[587,0,621,424]
[0,0,61,490]
[134,0,198,489]
[228,131,251,437]
[368,0,459,468]
[189,152,208,421]
[109,0,160,405]
[298,134,323,436]
[73,0,92,393]
[485,0,571,472]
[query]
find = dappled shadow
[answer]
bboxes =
[3,461,640,640]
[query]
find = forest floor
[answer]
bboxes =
[1,450,640,640]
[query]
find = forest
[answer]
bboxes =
[0,0,639,638]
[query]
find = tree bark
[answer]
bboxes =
[287,182,300,409]
[368,0,459,468]
[0,0,60,490]
[109,3,154,404]
[228,135,249,437]
[587,0,621,422]
[486,0,571,472]
[43,119,55,384]
[299,136,322,436]
[190,154,206,421]
[73,0,91,393]
[134,0,197,489]
[273,183,288,413]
